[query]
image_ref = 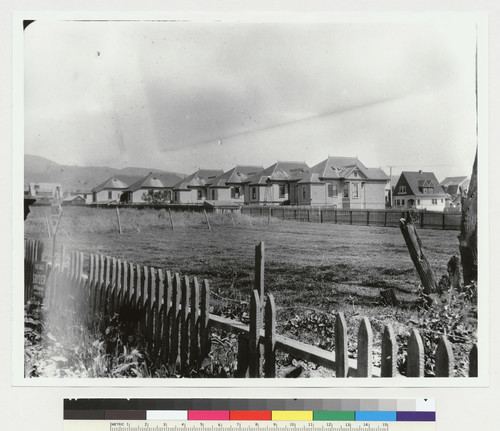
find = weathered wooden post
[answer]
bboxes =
[399,211,438,295]
[381,325,397,377]
[459,150,477,286]
[115,206,122,234]
[203,209,211,230]
[168,208,175,231]
[357,317,373,377]
[407,328,425,377]
[264,293,276,378]
[249,289,261,377]
[335,312,348,378]
[255,242,265,301]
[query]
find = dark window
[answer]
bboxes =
[399,185,406,194]
[302,186,307,199]
[279,184,286,198]
[197,190,203,200]
[252,187,256,199]
[211,190,216,200]
[343,184,349,198]
[108,191,112,199]
[328,183,338,198]
[232,187,240,199]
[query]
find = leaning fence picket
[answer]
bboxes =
[180,276,191,372]
[264,293,276,378]
[407,328,425,377]
[200,280,211,362]
[161,271,173,364]
[249,289,261,378]
[154,268,164,359]
[335,312,348,378]
[169,273,181,366]
[190,278,200,368]
[381,324,397,377]
[469,343,478,377]
[357,317,373,378]
[435,336,454,377]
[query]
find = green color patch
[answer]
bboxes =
[314,411,355,421]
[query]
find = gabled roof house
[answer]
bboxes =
[242,161,309,205]
[286,156,388,209]
[440,176,469,209]
[121,172,185,204]
[172,169,223,204]
[393,171,447,211]
[205,165,263,203]
[91,175,142,203]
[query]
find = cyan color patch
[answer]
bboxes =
[355,411,397,421]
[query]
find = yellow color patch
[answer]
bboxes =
[272,411,314,421]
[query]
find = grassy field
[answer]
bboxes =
[25,206,474,376]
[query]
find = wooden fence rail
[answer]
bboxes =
[241,206,461,231]
[24,239,477,378]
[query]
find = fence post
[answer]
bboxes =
[190,278,200,368]
[335,312,348,378]
[168,208,175,231]
[335,210,338,224]
[268,207,271,226]
[146,267,156,347]
[180,276,191,373]
[420,212,425,229]
[384,211,387,227]
[249,289,262,378]
[203,209,211,230]
[469,343,478,377]
[381,324,397,377]
[442,212,446,230]
[116,206,122,234]
[367,210,370,226]
[435,336,454,377]
[319,209,323,223]
[407,328,425,377]
[199,280,211,362]
[357,317,373,377]
[264,293,276,378]
[255,242,265,301]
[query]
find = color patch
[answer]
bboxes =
[355,411,397,421]
[313,411,356,421]
[397,411,436,421]
[146,410,188,420]
[230,411,272,421]
[272,411,314,421]
[188,411,230,420]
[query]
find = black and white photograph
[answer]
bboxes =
[19,13,485,383]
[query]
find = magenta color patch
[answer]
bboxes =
[188,411,230,420]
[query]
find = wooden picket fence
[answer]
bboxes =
[24,238,45,301]
[25,239,478,378]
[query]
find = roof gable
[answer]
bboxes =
[173,168,224,190]
[244,161,309,185]
[91,175,143,192]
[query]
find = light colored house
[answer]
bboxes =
[440,176,469,210]
[392,171,447,211]
[172,169,223,204]
[287,157,388,209]
[242,161,309,205]
[91,175,142,203]
[63,190,92,204]
[205,165,263,203]
[28,182,62,205]
[120,172,185,204]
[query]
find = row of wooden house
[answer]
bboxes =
[89,157,393,210]
[86,157,469,211]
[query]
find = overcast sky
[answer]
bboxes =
[23,16,479,179]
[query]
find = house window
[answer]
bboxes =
[211,190,216,200]
[173,191,178,201]
[279,184,287,198]
[327,183,337,198]
[83,194,87,199]
[417,199,420,205]
[399,185,406,194]
[232,187,240,199]
[441,199,444,203]
[352,183,359,198]
[251,187,257,199]
[396,199,400,206]
[302,186,307,199]
[197,190,203,200]
[92,192,96,202]
[432,199,437,205]
[401,199,405,206]
[343,183,349,198]
[108,191,112,200]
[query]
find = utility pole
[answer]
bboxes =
[389,165,393,207]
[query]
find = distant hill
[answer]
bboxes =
[24,154,185,192]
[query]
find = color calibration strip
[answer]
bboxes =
[64,399,435,422]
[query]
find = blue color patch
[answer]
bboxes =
[355,411,397,421]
